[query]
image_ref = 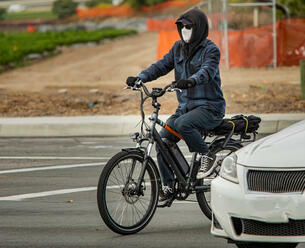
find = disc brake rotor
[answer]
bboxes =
[122,180,145,204]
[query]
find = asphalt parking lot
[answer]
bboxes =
[0,137,304,248]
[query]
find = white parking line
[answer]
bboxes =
[0,155,192,161]
[0,151,192,159]
[0,156,109,160]
[0,185,124,201]
[0,187,97,201]
[0,185,136,201]
[0,185,197,203]
[0,154,192,175]
[0,162,106,175]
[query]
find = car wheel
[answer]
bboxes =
[236,242,298,248]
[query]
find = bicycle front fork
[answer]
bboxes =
[135,141,154,193]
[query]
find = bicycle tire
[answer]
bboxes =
[97,150,159,235]
[196,143,242,220]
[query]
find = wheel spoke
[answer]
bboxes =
[105,190,122,195]
[133,201,145,218]
[107,178,118,186]
[113,195,125,220]
[138,198,149,210]
[111,169,124,189]
[119,201,128,225]
[135,203,143,223]
[116,162,126,185]
[131,202,137,225]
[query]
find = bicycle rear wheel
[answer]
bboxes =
[196,143,242,220]
[97,150,159,235]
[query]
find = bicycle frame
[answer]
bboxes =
[134,100,183,190]
[135,104,212,196]
[134,89,204,194]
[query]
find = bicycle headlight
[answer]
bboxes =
[220,153,239,184]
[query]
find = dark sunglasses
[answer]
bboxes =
[178,23,193,30]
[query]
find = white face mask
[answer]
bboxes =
[181,27,192,43]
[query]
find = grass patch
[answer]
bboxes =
[0,28,137,69]
[4,10,57,21]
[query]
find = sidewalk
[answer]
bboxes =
[0,114,304,137]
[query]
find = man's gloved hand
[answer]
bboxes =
[126,76,139,87]
[176,79,196,89]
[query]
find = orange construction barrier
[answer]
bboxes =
[158,30,179,59]
[277,18,305,66]
[157,18,305,67]
[147,19,177,31]
[228,24,275,67]
[77,0,201,19]
[142,1,186,12]
[77,5,134,18]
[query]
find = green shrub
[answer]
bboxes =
[127,0,165,10]
[85,0,112,8]
[145,0,164,7]
[52,0,78,19]
[0,7,6,21]
[278,0,305,17]
[127,0,145,10]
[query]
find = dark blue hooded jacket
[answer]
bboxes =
[138,8,226,117]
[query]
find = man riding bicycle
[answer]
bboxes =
[126,8,226,205]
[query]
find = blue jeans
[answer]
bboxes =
[155,106,223,186]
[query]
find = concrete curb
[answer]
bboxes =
[0,114,304,137]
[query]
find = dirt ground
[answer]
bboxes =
[0,32,304,117]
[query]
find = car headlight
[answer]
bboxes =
[220,153,239,184]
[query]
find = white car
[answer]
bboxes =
[211,119,305,248]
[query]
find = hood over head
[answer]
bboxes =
[176,8,209,45]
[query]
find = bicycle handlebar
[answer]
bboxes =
[124,79,182,98]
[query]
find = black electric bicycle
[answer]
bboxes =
[97,81,260,235]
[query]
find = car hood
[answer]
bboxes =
[236,120,305,168]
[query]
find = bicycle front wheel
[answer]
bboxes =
[196,143,242,220]
[97,150,159,235]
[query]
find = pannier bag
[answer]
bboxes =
[212,115,261,136]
